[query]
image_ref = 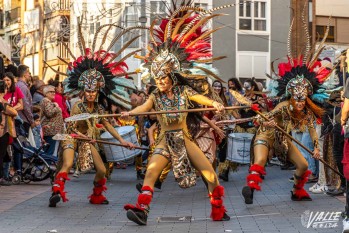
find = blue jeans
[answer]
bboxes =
[44,136,56,156]
[292,131,317,176]
[13,147,22,174]
[3,162,10,179]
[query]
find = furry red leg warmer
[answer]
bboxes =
[52,172,70,202]
[293,170,312,200]
[246,164,266,191]
[89,178,108,204]
[210,185,227,221]
[124,186,153,211]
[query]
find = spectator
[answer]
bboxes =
[32,114,43,149]
[15,64,34,133]
[228,77,243,93]
[212,80,229,106]
[48,78,70,119]
[3,72,24,111]
[32,80,46,105]
[40,85,64,156]
[0,92,17,186]
[137,91,147,104]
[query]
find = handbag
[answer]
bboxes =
[6,115,16,138]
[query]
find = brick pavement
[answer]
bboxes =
[0,165,345,233]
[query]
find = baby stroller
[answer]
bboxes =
[11,118,58,185]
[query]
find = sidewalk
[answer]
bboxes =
[0,165,345,233]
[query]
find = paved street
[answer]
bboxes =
[0,165,345,233]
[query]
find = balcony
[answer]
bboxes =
[44,0,71,16]
[5,7,21,26]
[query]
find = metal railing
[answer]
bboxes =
[44,0,71,14]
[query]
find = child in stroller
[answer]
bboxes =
[11,118,57,184]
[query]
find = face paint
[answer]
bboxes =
[244,82,252,91]
[213,82,222,93]
[84,90,98,103]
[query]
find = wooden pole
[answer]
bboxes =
[98,106,250,118]
[72,136,149,151]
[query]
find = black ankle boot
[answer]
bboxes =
[219,169,229,182]
[154,179,162,190]
[136,183,142,193]
[222,212,231,221]
[242,186,254,204]
[126,209,148,225]
[137,171,145,180]
[49,193,61,207]
[291,190,312,201]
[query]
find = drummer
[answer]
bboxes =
[114,93,145,180]
[218,78,267,181]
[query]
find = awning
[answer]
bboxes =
[0,37,12,63]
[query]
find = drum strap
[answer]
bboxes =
[253,139,269,149]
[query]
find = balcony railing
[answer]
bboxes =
[44,0,71,14]
[5,7,21,26]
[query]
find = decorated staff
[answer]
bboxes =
[47,23,145,208]
[53,134,149,151]
[64,106,252,122]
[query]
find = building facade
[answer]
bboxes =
[312,0,349,51]
[213,0,290,85]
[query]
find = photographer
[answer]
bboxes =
[0,80,17,186]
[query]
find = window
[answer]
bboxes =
[90,16,94,34]
[26,0,35,11]
[316,25,335,42]
[194,3,208,10]
[150,1,166,24]
[237,52,269,79]
[239,0,267,32]
[124,5,139,27]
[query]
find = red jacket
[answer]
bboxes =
[54,92,70,119]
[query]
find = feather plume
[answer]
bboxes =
[193,66,225,83]
[62,42,76,60]
[44,61,68,76]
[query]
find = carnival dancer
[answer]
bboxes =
[241,16,333,204]
[123,2,237,225]
[47,23,145,207]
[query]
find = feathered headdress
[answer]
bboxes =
[45,23,147,109]
[137,1,238,84]
[273,5,333,106]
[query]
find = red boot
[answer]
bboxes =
[210,185,230,221]
[49,172,70,207]
[242,164,266,204]
[291,170,312,201]
[124,186,153,225]
[89,178,109,204]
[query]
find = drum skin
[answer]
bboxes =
[226,133,254,164]
[101,126,141,162]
